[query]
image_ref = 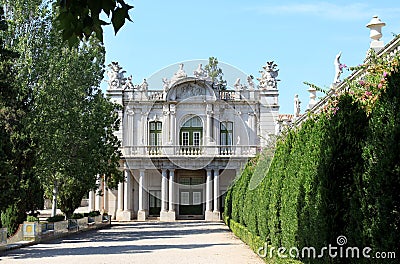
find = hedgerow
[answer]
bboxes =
[225,49,400,264]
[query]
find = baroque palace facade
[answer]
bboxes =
[86,15,395,222]
[88,61,281,221]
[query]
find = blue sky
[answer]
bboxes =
[102,0,400,114]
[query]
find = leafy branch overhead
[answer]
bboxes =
[56,0,133,45]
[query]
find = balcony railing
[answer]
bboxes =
[122,145,258,157]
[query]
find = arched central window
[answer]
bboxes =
[180,116,203,147]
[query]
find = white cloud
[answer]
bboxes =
[247,2,400,21]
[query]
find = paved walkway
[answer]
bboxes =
[0,221,264,264]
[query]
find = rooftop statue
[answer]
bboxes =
[257,61,279,90]
[193,63,208,79]
[139,79,148,92]
[234,78,243,91]
[124,75,136,90]
[107,61,126,89]
[162,77,171,92]
[171,63,187,83]
[247,75,255,90]
[333,51,342,84]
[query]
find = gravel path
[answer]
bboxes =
[0,221,264,264]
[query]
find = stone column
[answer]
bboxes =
[123,170,130,211]
[205,169,213,221]
[213,169,220,212]
[137,169,146,221]
[161,169,168,212]
[169,169,175,212]
[123,170,133,220]
[116,181,124,220]
[213,169,221,221]
[160,169,176,221]
[88,190,95,212]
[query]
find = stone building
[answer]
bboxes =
[88,61,280,221]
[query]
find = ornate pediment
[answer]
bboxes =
[167,81,215,101]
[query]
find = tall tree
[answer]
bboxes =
[32,28,122,217]
[0,6,19,214]
[2,0,122,223]
[0,4,44,232]
[204,57,227,90]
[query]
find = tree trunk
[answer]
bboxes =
[51,181,58,217]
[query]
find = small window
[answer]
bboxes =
[220,121,233,146]
[149,121,162,146]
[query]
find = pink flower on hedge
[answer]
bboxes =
[359,80,365,86]
[383,71,388,77]
[378,83,383,89]
[365,91,372,96]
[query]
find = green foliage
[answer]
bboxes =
[29,16,122,218]
[26,215,39,222]
[47,214,65,222]
[0,6,19,214]
[88,210,101,217]
[361,63,400,256]
[229,219,303,264]
[0,4,44,230]
[1,0,121,227]
[225,53,400,263]
[1,203,26,236]
[70,213,84,219]
[56,0,133,46]
[204,57,227,90]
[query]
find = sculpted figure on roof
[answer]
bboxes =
[257,61,279,90]
[107,61,126,89]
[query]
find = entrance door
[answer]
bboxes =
[149,190,161,216]
[179,176,204,218]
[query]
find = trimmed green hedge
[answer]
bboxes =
[225,56,400,264]
[47,214,65,222]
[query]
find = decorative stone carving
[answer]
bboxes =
[257,61,279,90]
[234,78,243,91]
[107,62,126,89]
[162,78,171,92]
[193,63,207,79]
[139,79,148,92]
[366,15,386,52]
[333,51,342,84]
[170,63,187,83]
[168,82,209,101]
[247,75,255,90]
[124,75,136,90]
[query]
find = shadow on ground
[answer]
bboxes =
[1,221,235,260]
